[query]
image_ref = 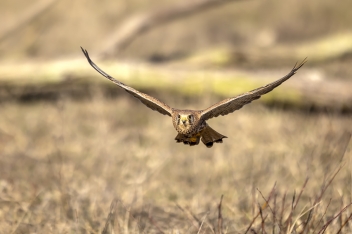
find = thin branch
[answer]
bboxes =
[217,195,224,234]
[99,0,244,57]
[317,202,352,234]
[245,183,276,234]
[258,204,265,234]
[294,178,309,210]
[337,212,352,234]
[300,209,313,234]
[102,199,118,234]
[257,186,282,233]
[285,178,309,227]
[176,203,201,230]
[279,191,287,227]
[288,202,321,234]
[316,165,343,203]
[197,212,209,234]
[115,198,146,234]
[312,199,331,234]
[148,207,165,234]
[11,191,43,234]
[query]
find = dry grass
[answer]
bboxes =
[0,94,351,233]
[1,0,352,233]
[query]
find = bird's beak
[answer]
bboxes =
[180,116,188,125]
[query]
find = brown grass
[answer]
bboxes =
[1,1,352,232]
[0,94,351,233]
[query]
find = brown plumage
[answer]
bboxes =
[81,47,306,148]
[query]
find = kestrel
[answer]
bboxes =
[81,47,306,148]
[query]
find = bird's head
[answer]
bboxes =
[176,113,195,131]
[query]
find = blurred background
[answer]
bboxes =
[0,0,352,233]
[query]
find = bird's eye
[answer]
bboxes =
[177,114,180,119]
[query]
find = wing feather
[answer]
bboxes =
[200,59,307,120]
[81,47,172,117]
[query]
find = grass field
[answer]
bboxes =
[1,0,352,233]
[0,94,351,233]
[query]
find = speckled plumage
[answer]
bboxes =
[81,47,306,147]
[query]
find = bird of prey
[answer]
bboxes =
[81,47,306,148]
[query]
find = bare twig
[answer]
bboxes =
[337,212,352,234]
[316,165,343,203]
[217,195,224,234]
[11,191,43,234]
[111,198,145,234]
[258,204,266,234]
[273,193,277,234]
[187,207,202,227]
[257,186,282,233]
[176,203,201,230]
[99,0,243,57]
[317,202,352,234]
[148,207,165,234]
[287,202,321,234]
[286,190,296,227]
[102,199,118,234]
[312,199,331,234]
[197,212,209,234]
[300,208,313,234]
[285,178,309,227]
[339,197,344,231]
[75,209,79,234]
[245,183,276,234]
[336,132,351,163]
[279,191,287,227]
[294,178,309,210]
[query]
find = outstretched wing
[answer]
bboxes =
[200,59,307,121]
[81,47,172,117]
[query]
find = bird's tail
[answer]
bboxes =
[201,125,227,148]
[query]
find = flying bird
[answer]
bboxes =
[81,47,306,148]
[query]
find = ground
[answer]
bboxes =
[1,0,352,233]
[0,95,351,233]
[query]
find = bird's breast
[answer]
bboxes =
[174,120,207,135]
[175,124,192,134]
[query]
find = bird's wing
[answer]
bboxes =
[200,59,307,121]
[81,47,172,117]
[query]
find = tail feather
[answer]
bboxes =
[174,126,227,148]
[201,126,227,148]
